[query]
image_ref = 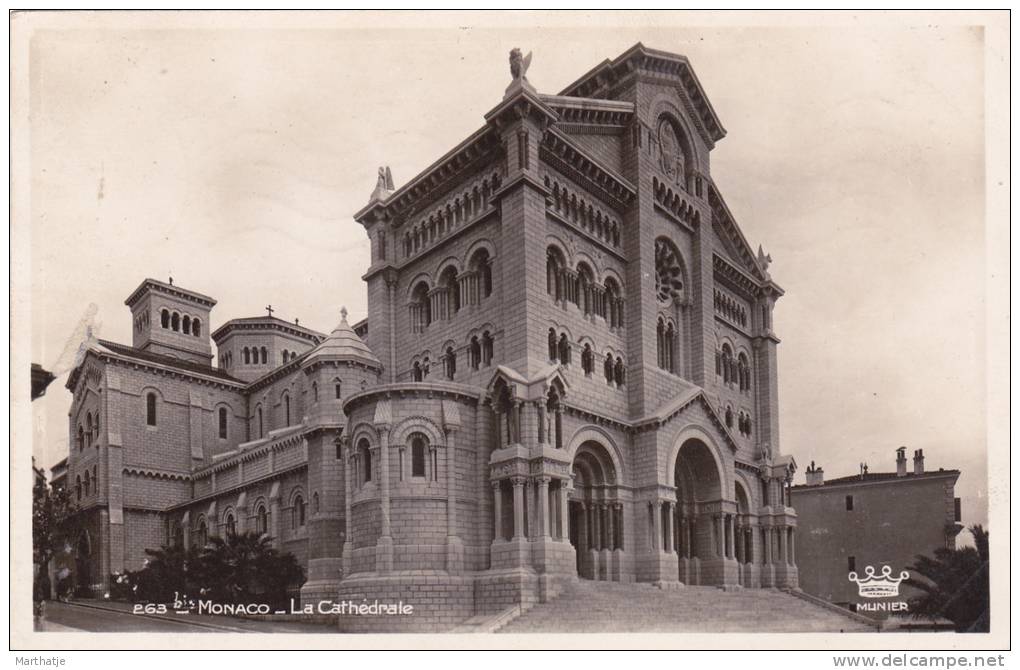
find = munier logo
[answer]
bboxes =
[848,565,910,598]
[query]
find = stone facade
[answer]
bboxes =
[61,43,798,631]
[791,449,963,618]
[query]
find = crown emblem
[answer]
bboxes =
[848,565,910,598]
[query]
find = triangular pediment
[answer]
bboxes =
[708,181,767,283]
[486,364,569,403]
[637,388,739,453]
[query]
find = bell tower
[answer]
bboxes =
[124,277,216,365]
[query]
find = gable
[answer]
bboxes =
[708,181,767,282]
[639,388,738,453]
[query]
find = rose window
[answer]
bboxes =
[655,239,685,304]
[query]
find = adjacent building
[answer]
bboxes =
[60,43,798,631]
[790,448,963,618]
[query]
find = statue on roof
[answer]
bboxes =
[509,48,532,82]
[370,166,395,202]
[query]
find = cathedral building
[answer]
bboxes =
[61,43,797,631]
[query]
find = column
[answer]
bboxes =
[603,501,612,550]
[378,429,391,539]
[735,521,743,564]
[446,432,457,536]
[728,514,736,559]
[492,480,503,541]
[538,477,551,538]
[511,477,525,539]
[559,480,571,541]
[651,501,662,551]
[779,526,787,564]
[340,438,352,562]
[615,503,624,550]
[524,479,534,538]
[716,515,725,557]
[663,502,673,554]
[788,528,796,565]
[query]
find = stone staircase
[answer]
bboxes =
[498,580,878,634]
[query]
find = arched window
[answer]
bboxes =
[481,331,494,366]
[581,344,594,376]
[183,315,191,335]
[161,309,170,328]
[192,318,201,337]
[243,347,251,365]
[440,267,460,316]
[146,392,157,426]
[93,413,100,441]
[171,312,180,332]
[75,476,82,501]
[411,281,432,332]
[664,322,677,373]
[546,385,564,450]
[548,328,558,361]
[312,382,319,402]
[470,249,493,299]
[256,406,264,439]
[334,379,343,399]
[292,493,306,529]
[283,393,291,427]
[576,263,595,315]
[225,513,236,536]
[444,346,456,380]
[261,347,268,364]
[604,352,614,384]
[410,433,427,478]
[614,357,626,386]
[546,247,566,300]
[218,407,228,439]
[77,426,84,452]
[725,406,734,429]
[256,505,268,535]
[721,344,734,386]
[197,518,208,547]
[92,465,98,494]
[557,333,571,366]
[738,353,751,392]
[282,349,290,364]
[358,438,372,484]
[469,336,481,370]
[83,470,91,496]
[412,361,423,382]
[85,414,93,448]
[604,277,622,327]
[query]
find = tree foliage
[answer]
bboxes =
[905,525,989,632]
[116,530,305,611]
[32,478,77,601]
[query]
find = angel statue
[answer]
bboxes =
[509,48,532,82]
[370,166,395,202]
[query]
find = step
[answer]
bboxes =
[498,580,876,634]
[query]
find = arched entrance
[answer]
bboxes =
[75,532,92,597]
[568,440,621,581]
[673,437,724,585]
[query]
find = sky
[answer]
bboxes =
[22,12,992,530]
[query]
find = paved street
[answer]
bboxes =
[35,601,337,634]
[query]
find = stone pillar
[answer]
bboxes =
[340,436,353,576]
[524,478,534,538]
[269,490,282,550]
[606,503,615,550]
[559,480,571,542]
[537,477,551,537]
[728,514,736,560]
[492,480,503,542]
[663,502,673,554]
[778,526,787,564]
[445,429,463,573]
[511,477,526,539]
[375,426,393,573]
[651,501,662,551]
[788,527,796,565]
[716,515,725,557]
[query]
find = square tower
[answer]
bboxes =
[124,278,216,365]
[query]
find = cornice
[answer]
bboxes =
[540,128,636,211]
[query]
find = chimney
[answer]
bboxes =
[913,448,925,475]
[896,447,907,477]
[805,460,824,486]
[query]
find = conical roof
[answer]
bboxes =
[302,307,381,369]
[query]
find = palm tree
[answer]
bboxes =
[905,525,989,632]
[198,531,305,609]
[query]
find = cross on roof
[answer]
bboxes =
[265,304,274,318]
